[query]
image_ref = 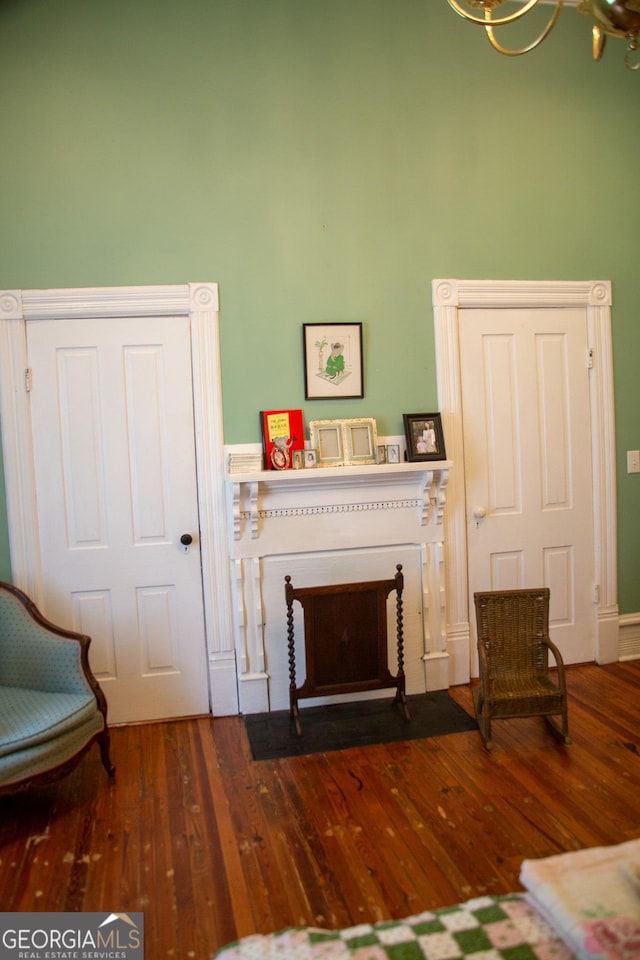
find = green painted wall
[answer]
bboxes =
[1,0,639,609]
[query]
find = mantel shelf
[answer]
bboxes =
[226,460,452,542]
[227,459,451,489]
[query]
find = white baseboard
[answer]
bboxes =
[238,672,270,715]
[423,651,450,691]
[619,613,640,661]
[209,653,240,716]
[446,625,472,685]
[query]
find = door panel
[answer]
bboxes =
[27,315,210,723]
[460,308,595,664]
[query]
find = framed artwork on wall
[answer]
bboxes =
[403,413,446,462]
[303,322,364,400]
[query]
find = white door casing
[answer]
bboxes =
[0,284,238,717]
[459,307,595,665]
[433,279,618,684]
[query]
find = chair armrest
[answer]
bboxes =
[542,635,567,691]
[476,637,490,686]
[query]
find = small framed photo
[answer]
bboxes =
[403,413,446,462]
[304,449,317,468]
[344,418,377,465]
[292,450,305,469]
[303,322,364,400]
[376,444,387,464]
[386,443,400,464]
[309,420,344,466]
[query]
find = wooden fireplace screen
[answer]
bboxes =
[284,564,409,735]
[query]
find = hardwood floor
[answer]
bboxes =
[1,661,639,958]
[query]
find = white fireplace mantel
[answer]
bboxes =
[228,461,451,545]
[225,460,452,714]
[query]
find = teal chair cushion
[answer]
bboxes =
[0,711,105,786]
[0,686,98,757]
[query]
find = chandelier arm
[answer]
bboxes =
[483,0,564,55]
[446,0,543,28]
[592,26,607,61]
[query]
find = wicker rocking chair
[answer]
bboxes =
[473,588,570,750]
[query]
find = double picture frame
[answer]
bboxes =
[309,418,377,467]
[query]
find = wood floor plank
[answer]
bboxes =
[275,757,356,929]
[165,718,230,959]
[202,718,257,940]
[0,660,639,958]
[344,743,462,909]
[137,721,180,951]
[323,748,430,918]
[210,713,283,934]
[295,752,392,924]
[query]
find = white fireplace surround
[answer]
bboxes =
[225,458,452,714]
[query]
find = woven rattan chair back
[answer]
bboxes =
[473,588,570,750]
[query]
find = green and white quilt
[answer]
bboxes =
[214,894,573,959]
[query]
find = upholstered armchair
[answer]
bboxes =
[0,581,115,794]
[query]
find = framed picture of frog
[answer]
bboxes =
[303,323,364,400]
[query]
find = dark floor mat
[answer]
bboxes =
[244,691,478,760]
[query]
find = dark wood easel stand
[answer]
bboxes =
[285,564,409,736]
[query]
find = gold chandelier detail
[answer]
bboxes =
[446,0,640,70]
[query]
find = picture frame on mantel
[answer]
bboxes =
[309,418,377,467]
[403,413,446,462]
[303,322,364,400]
[309,420,344,467]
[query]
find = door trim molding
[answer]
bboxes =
[0,283,238,715]
[432,279,618,682]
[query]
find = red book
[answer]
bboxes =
[260,409,305,470]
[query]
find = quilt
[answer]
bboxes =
[520,838,640,960]
[214,893,573,959]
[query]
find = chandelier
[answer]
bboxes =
[445,1,640,70]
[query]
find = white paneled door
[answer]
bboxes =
[459,308,595,664]
[26,314,210,723]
